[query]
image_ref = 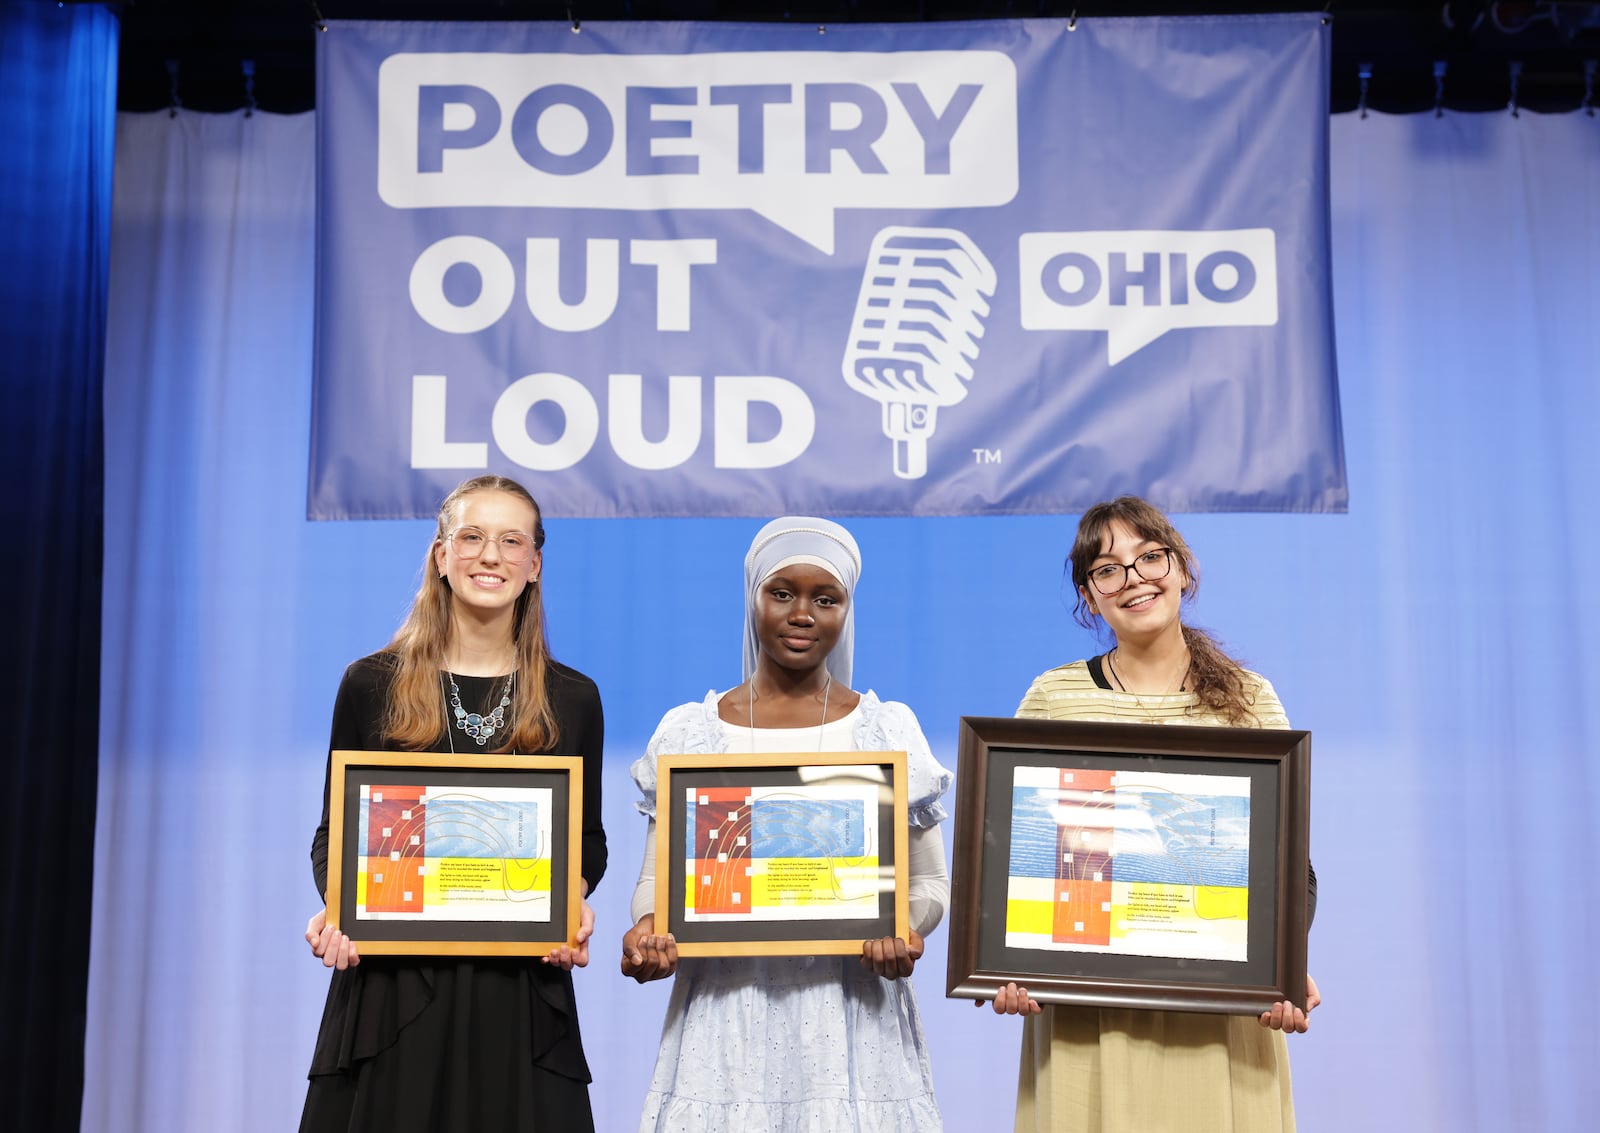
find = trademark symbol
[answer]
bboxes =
[972,448,1002,464]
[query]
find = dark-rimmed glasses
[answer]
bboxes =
[446,527,538,564]
[1087,547,1173,595]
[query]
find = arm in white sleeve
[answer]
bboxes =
[907,823,949,939]
[630,818,657,925]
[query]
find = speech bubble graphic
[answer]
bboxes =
[378,51,1019,254]
[1019,229,1279,364]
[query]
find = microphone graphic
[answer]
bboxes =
[842,227,997,480]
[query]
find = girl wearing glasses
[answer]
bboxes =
[990,496,1319,1133]
[620,516,952,1132]
[300,475,608,1133]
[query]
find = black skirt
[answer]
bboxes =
[299,957,595,1133]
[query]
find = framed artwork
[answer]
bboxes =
[946,717,1311,1014]
[653,751,909,956]
[326,750,583,956]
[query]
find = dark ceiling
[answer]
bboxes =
[107,0,1600,115]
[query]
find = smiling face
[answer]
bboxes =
[433,489,542,620]
[1079,518,1189,648]
[751,563,848,677]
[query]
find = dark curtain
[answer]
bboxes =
[0,2,117,1130]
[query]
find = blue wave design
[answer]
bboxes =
[750,799,866,858]
[1008,787,1064,879]
[423,799,543,858]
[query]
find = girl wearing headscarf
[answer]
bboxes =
[621,517,952,1132]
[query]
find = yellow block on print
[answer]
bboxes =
[752,857,879,908]
[505,857,551,896]
[1006,898,1054,936]
[829,863,884,905]
[1195,884,1247,920]
[423,857,550,902]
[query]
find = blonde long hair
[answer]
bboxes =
[381,476,558,752]
[1067,496,1259,726]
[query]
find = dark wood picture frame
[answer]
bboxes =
[327,750,584,956]
[654,751,909,957]
[947,717,1310,1014]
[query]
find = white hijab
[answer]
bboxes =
[741,516,862,689]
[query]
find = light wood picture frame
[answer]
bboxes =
[653,751,909,957]
[327,750,583,956]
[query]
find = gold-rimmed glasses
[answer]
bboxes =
[446,526,538,564]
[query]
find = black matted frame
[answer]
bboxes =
[947,717,1309,1014]
[327,750,583,956]
[654,751,909,957]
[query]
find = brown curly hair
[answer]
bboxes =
[1067,496,1261,726]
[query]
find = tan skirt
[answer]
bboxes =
[1015,1006,1295,1133]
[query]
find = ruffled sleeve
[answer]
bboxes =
[628,693,726,818]
[855,692,952,829]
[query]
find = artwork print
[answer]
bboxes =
[681,783,884,922]
[356,783,554,922]
[1005,766,1252,962]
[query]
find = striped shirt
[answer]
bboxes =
[1015,657,1290,728]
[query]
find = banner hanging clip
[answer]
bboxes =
[1433,60,1448,118]
[242,60,256,118]
[1583,60,1596,117]
[1357,62,1372,119]
[165,59,181,118]
[1508,60,1523,118]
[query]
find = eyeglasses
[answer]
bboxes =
[446,527,538,564]
[1086,547,1173,595]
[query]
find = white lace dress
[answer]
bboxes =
[628,690,952,1133]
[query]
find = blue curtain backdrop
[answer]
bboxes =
[0,2,117,1130]
[85,107,1598,1132]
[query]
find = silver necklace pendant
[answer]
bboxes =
[449,672,513,746]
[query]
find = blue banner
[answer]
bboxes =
[312,16,1344,519]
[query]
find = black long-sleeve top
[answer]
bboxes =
[311,652,608,899]
[301,651,608,1116]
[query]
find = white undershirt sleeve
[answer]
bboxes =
[907,823,949,939]
[630,818,658,926]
